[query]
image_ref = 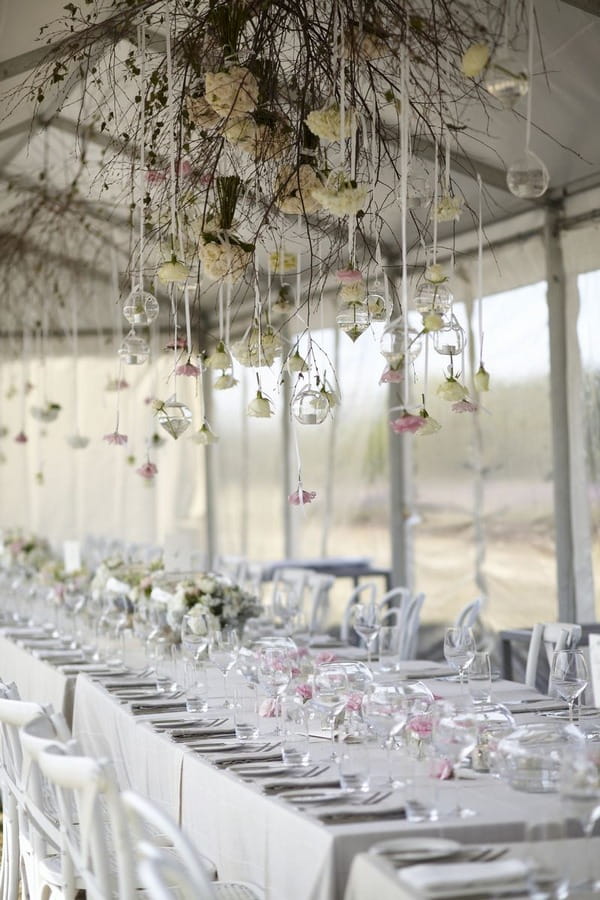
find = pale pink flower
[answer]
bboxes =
[379,366,403,384]
[390,412,424,434]
[163,337,188,351]
[136,461,158,480]
[175,361,201,377]
[408,715,433,739]
[103,431,128,446]
[296,683,313,702]
[14,431,28,444]
[430,758,454,780]
[259,698,280,718]
[335,267,363,284]
[315,651,338,665]
[288,488,317,505]
[452,399,479,413]
[345,692,364,712]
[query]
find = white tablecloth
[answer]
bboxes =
[0,632,75,722]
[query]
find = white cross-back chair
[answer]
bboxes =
[340,582,378,642]
[303,572,335,634]
[525,622,582,690]
[398,592,426,660]
[455,597,483,629]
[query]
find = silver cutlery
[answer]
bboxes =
[216,752,283,769]
[317,806,406,825]
[153,718,228,731]
[287,789,393,809]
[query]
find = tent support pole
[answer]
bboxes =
[545,200,577,621]
[203,374,218,568]
[388,390,413,591]
[282,365,295,559]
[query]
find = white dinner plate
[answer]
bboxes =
[370,837,462,863]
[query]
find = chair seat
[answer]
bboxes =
[214,882,265,900]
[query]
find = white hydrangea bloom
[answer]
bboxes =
[204,66,259,117]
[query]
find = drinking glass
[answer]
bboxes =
[208,629,240,708]
[551,649,589,723]
[377,625,402,672]
[181,612,211,662]
[524,819,569,899]
[363,683,409,785]
[351,601,381,666]
[467,650,493,704]
[443,627,476,688]
[559,750,600,892]
[431,700,478,818]
[312,663,349,758]
[280,695,311,767]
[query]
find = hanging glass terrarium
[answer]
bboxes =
[292,386,330,425]
[118,330,150,365]
[156,396,192,439]
[123,284,159,326]
[482,51,528,109]
[336,301,369,342]
[413,282,453,315]
[366,284,391,322]
[506,150,550,199]
[432,315,466,356]
[380,317,422,368]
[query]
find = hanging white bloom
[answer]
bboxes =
[461,43,490,78]
[192,422,219,444]
[247,390,273,418]
[305,104,355,142]
[287,350,309,374]
[340,281,366,303]
[204,341,233,371]
[437,377,469,401]
[435,194,463,223]
[157,257,190,284]
[311,174,368,218]
[204,66,259,117]
[276,164,324,215]
[199,236,252,284]
[424,263,448,284]
[474,365,491,392]
[223,116,288,159]
[214,372,238,390]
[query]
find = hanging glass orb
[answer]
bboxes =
[366,289,391,322]
[292,387,330,425]
[118,331,150,365]
[123,285,159,326]
[432,315,466,356]
[483,53,528,109]
[380,318,422,367]
[156,396,192,439]
[506,150,550,199]
[336,302,370,342]
[413,282,453,315]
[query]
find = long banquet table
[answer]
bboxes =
[0,627,596,900]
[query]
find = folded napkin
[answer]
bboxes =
[507,700,567,714]
[170,728,235,741]
[263,779,339,795]
[60,664,116,675]
[398,859,529,898]
[318,807,406,825]
[130,699,186,714]
[32,649,85,662]
[215,753,283,769]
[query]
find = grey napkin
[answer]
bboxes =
[318,806,405,825]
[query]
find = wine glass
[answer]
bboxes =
[351,601,381,666]
[312,663,349,759]
[208,628,240,708]
[467,650,493,705]
[443,627,476,688]
[431,700,478,818]
[181,612,211,663]
[560,749,600,891]
[551,649,589,723]
[363,683,409,785]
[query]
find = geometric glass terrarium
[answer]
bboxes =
[291,386,329,425]
[413,282,453,315]
[118,330,150,365]
[156,396,192,439]
[432,315,466,356]
[336,301,370,342]
[380,317,422,368]
[123,285,160,326]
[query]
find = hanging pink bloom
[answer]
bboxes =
[175,360,201,377]
[379,366,403,384]
[390,412,424,434]
[14,431,28,443]
[259,698,281,718]
[163,336,188,352]
[295,683,313,702]
[146,169,166,185]
[288,487,317,505]
[136,461,158,480]
[452,399,479,414]
[103,431,128,446]
[335,267,363,284]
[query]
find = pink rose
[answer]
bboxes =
[14,431,28,444]
[345,691,363,712]
[296,683,313,702]
[452,399,478,413]
[390,413,424,434]
[315,651,338,665]
[259,698,280,718]
[408,715,433,739]
[335,268,363,284]
[288,488,317,506]
[136,461,158,480]
[103,431,128,446]
[175,362,201,377]
[379,367,403,384]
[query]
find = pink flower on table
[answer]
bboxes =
[259,698,281,718]
[379,367,403,384]
[136,461,158,480]
[335,268,363,284]
[14,431,28,444]
[103,431,128,446]
[430,758,454,780]
[315,651,338,665]
[345,692,364,713]
[175,360,201,377]
[408,715,433,740]
[296,683,313,702]
[288,488,317,506]
[390,412,424,434]
[452,399,479,413]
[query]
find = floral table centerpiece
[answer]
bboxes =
[159,572,262,634]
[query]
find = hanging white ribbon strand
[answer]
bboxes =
[225,282,232,346]
[137,20,146,290]
[477,173,484,366]
[525,0,534,152]
[432,138,439,264]
[400,45,410,410]
[184,285,192,361]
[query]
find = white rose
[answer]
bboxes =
[204,66,259,117]
[305,105,355,142]
[276,165,324,215]
[461,43,490,79]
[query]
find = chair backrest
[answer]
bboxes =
[122,790,216,900]
[378,586,411,612]
[340,582,378,642]
[398,592,425,661]
[303,572,335,634]
[455,597,483,629]
[525,622,583,689]
[214,555,247,584]
[270,567,311,629]
[37,744,138,900]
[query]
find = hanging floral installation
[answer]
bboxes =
[0,0,555,489]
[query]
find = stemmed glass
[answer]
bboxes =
[312,663,349,759]
[431,700,478,818]
[363,683,409,785]
[208,628,240,708]
[443,627,476,689]
[352,601,381,667]
[181,612,211,663]
[560,749,600,892]
[550,649,589,723]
